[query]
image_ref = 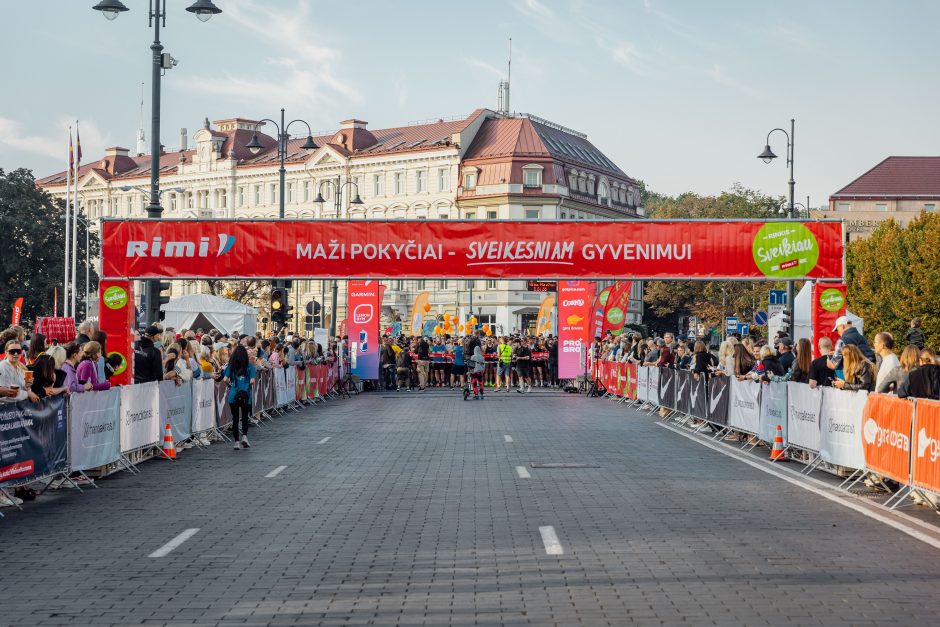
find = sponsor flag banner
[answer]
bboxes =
[214,380,233,428]
[348,280,380,380]
[787,382,822,453]
[557,281,596,379]
[591,286,613,340]
[707,376,730,426]
[691,374,708,420]
[637,365,649,403]
[191,378,215,433]
[97,280,135,385]
[120,381,160,453]
[728,378,761,434]
[913,399,940,495]
[819,387,867,470]
[675,370,692,415]
[659,367,676,410]
[409,291,430,336]
[647,367,660,406]
[861,393,914,485]
[535,295,555,336]
[0,397,68,486]
[758,381,788,444]
[102,219,845,281]
[812,282,847,359]
[625,363,638,400]
[160,380,192,445]
[70,388,121,472]
[601,282,630,336]
[11,297,24,326]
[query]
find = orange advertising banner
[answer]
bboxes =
[861,393,914,485]
[912,399,940,494]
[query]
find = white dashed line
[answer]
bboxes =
[149,528,200,558]
[265,465,287,478]
[504,435,513,443]
[539,526,564,555]
[515,466,531,479]
[317,437,331,444]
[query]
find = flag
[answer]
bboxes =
[535,295,555,336]
[68,128,74,176]
[409,291,430,336]
[591,285,613,340]
[600,282,629,335]
[76,122,83,166]
[11,297,24,326]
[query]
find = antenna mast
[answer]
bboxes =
[136,82,146,155]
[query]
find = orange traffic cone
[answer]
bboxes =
[770,424,786,462]
[161,423,176,460]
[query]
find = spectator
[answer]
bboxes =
[923,348,939,365]
[395,346,413,391]
[732,343,756,380]
[717,338,738,375]
[691,341,712,382]
[757,346,785,379]
[45,345,66,370]
[92,330,108,382]
[0,339,40,402]
[61,343,88,394]
[809,337,835,389]
[829,316,876,370]
[133,326,164,384]
[30,354,67,399]
[663,332,678,350]
[103,353,124,381]
[221,345,256,449]
[898,349,940,400]
[833,345,875,392]
[416,336,430,391]
[674,344,692,370]
[27,332,47,365]
[75,342,111,392]
[903,318,927,350]
[642,339,660,367]
[874,332,902,394]
[776,337,795,372]
[75,320,95,346]
[787,338,813,384]
[656,338,674,368]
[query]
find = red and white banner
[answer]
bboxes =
[11,297,23,326]
[812,282,847,358]
[101,219,845,281]
[557,281,596,379]
[347,280,381,380]
[97,280,135,386]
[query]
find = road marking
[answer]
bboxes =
[265,465,287,478]
[149,528,200,558]
[657,422,940,551]
[515,466,531,479]
[504,435,513,443]
[317,437,331,444]
[539,526,564,555]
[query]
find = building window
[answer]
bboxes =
[560,211,567,219]
[218,189,227,209]
[523,166,542,188]
[486,280,497,289]
[287,182,295,203]
[464,172,476,190]
[254,185,262,206]
[395,172,405,195]
[372,174,384,197]
[875,203,888,212]
[438,280,447,290]
[465,280,476,290]
[465,211,476,219]
[438,168,449,191]
[417,279,426,290]
[416,170,426,193]
[438,211,448,220]
[925,204,936,213]
[199,190,209,209]
[394,280,403,290]
[487,210,497,219]
[525,208,540,220]
[598,182,609,203]
[238,187,246,207]
[587,179,595,195]
[270,184,278,205]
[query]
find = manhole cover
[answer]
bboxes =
[529,462,599,468]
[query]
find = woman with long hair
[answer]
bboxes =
[790,338,812,384]
[732,343,756,379]
[75,341,111,392]
[29,354,67,398]
[92,330,108,381]
[0,339,40,402]
[222,345,256,449]
[900,345,921,373]
[834,344,875,391]
[27,333,48,365]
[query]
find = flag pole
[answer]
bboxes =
[64,126,72,319]
[71,120,80,319]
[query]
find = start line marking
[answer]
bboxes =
[515,466,531,479]
[149,528,200,558]
[504,435,514,443]
[317,437,331,444]
[539,525,564,555]
[265,465,287,478]
[657,422,940,552]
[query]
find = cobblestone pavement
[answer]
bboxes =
[2,389,940,626]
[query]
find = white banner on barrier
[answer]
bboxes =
[819,387,867,469]
[728,378,761,434]
[191,378,215,434]
[274,368,291,406]
[637,366,649,403]
[69,388,122,471]
[648,367,660,405]
[160,380,193,445]
[787,382,822,453]
[120,381,161,453]
[758,381,788,444]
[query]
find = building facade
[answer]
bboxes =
[815,156,940,241]
[38,108,645,334]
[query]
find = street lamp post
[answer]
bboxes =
[94,0,221,324]
[757,118,796,335]
[314,178,364,338]
[245,109,318,219]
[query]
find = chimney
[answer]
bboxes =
[180,128,187,151]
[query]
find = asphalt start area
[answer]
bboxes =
[1,390,939,626]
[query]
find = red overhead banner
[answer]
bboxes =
[101,219,844,281]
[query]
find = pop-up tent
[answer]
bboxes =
[160,294,258,336]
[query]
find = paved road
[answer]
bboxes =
[2,389,939,626]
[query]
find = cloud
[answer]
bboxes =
[516,0,554,20]
[606,40,649,75]
[464,57,505,79]
[0,116,111,165]
[703,64,759,97]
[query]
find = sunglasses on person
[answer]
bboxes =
[6,348,22,355]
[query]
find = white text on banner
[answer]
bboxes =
[819,387,868,469]
[69,388,122,471]
[728,378,761,435]
[787,382,822,453]
[120,381,161,453]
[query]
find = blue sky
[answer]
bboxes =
[2,0,939,208]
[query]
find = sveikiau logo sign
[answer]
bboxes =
[752,223,820,279]
[819,288,845,312]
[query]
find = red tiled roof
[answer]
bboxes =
[831,156,940,198]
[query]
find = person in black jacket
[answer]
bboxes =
[776,337,795,372]
[133,326,164,384]
[898,359,940,400]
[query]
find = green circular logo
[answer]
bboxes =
[819,288,845,312]
[107,351,127,375]
[606,307,624,326]
[599,289,611,307]
[752,223,820,278]
[103,286,128,310]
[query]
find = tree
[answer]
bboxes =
[0,168,99,326]
[641,184,788,335]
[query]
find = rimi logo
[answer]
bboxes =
[126,234,235,258]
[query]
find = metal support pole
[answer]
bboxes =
[145,0,166,326]
[330,280,339,338]
[786,118,795,336]
[278,107,286,219]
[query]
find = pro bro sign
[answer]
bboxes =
[101,219,844,281]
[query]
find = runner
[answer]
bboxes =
[514,337,533,393]
[465,345,486,400]
[497,336,513,392]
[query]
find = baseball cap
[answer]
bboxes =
[778,337,793,348]
[144,325,161,337]
[833,315,850,331]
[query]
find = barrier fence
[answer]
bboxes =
[593,359,940,507]
[0,363,343,514]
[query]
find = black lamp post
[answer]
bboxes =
[245,108,318,219]
[94,0,221,324]
[314,177,363,338]
[757,118,796,336]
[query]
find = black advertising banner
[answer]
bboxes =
[707,376,730,426]
[675,370,692,416]
[659,368,676,410]
[0,397,68,486]
[691,375,708,420]
[214,381,233,427]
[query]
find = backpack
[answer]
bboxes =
[231,368,251,404]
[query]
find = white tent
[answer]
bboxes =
[160,294,258,336]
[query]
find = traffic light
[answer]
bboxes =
[271,287,288,326]
[780,309,792,334]
[150,280,172,322]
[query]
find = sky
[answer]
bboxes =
[2,0,939,209]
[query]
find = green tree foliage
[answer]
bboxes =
[642,184,787,335]
[0,168,99,325]
[847,213,940,349]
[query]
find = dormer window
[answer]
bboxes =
[464,172,477,190]
[522,164,543,188]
